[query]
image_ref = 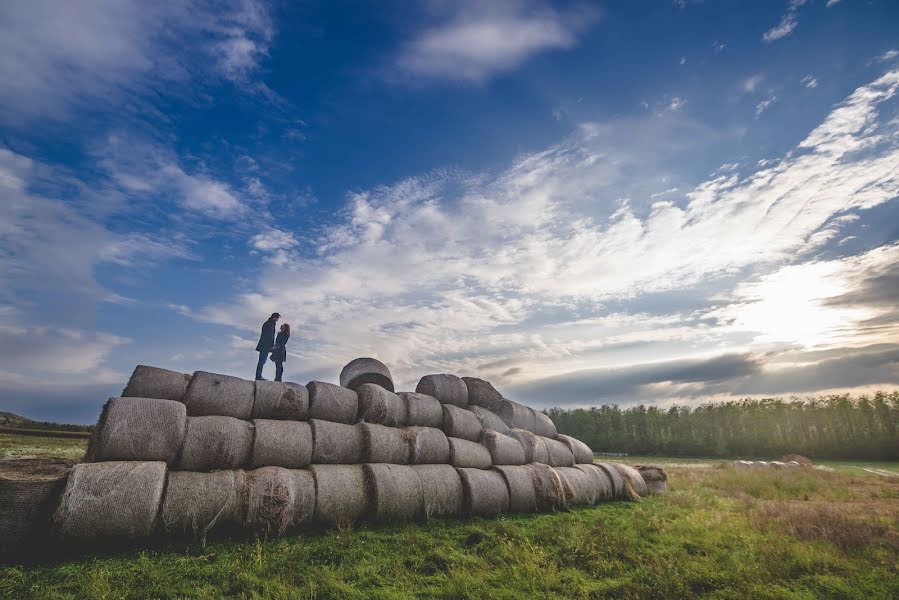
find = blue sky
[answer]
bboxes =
[2,0,898,423]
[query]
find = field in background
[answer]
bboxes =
[0,433,88,460]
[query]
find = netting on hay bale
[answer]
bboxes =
[470,405,510,435]
[251,420,313,469]
[400,392,444,428]
[576,464,614,501]
[457,467,510,517]
[498,399,537,432]
[533,410,557,437]
[508,428,549,464]
[363,464,424,522]
[493,465,538,513]
[245,467,315,536]
[556,434,594,464]
[310,419,363,464]
[442,404,483,442]
[415,374,469,408]
[185,371,255,419]
[447,437,492,469]
[361,423,410,464]
[252,381,309,420]
[612,463,648,499]
[594,462,628,500]
[122,365,191,402]
[357,384,406,427]
[161,470,248,543]
[307,381,358,424]
[178,416,254,471]
[411,464,463,518]
[406,426,450,464]
[339,357,395,392]
[310,465,368,527]
[461,377,504,412]
[482,430,526,466]
[636,465,668,494]
[0,459,73,559]
[86,397,187,465]
[542,436,575,467]
[527,463,567,511]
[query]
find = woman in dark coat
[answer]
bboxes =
[272,323,290,382]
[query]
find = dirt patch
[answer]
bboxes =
[0,458,76,480]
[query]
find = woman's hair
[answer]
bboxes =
[280,323,290,334]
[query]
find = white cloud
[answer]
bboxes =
[755,95,778,115]
[713,41,726,53]
[743,74,764,93]
[762,0,808,43]
[801,74,818,88]
[876,49,899,63]
[825,0,842,6]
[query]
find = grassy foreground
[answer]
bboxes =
[1,437,898,599]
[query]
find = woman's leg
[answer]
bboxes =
[275,361,283,382]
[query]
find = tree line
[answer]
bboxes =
[548,391,899,460]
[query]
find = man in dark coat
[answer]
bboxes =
[255,312,280,380]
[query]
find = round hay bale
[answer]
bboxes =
[781,453,813,466]
[542,436,575,467]
[310,465,368,527]
[0,459,72,558]
[339,357,395,392]
[533,410,557,437]
[527,463,567,511]
[410,464,463,518]
[161,470,248,542]
[470,406,510,435]
[636,464,668,489]
[310,419,363,464]
[508,429,549,464]
[252,381,309,420]
[611,463,647,499]
[307,381,358,424]
[184,371,255,419]
[360,423,410,464]
[442,405,482,442]
[357,383,406,427]
[556,434,594,464]
[400,392,444,428]
[575,464,613,501]
[457,467,509,517]
[122,365,191,402]
[555,467,597,506]
[594,462,626,500]
[363,464,423,522]
[448,437,492,469]
[53,461,166,541]
[178,416,253,471]
[251,420,312,469]
[493,465,537,513]
[482,430,526,465]
[245,467,315,536]
[498,399,537,432]
[406,427,450,464]
[87,397,187,465]
[415,374,468,408]
[461,377,503,411]
[732,460,753,469]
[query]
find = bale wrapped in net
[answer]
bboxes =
[184,371,255,419]
[357,384,406,426]
[245,467,315,536]
[498,399,536,432]
[363,464,424,522]
[594,462,627,500]
[178,416,253,471]
[311,465,368,527]
[53,461,166,542]
[310,419,363,464]
[415,374,468,408]
[411,464,463,519]
[86,397,187,465]
[574,464,613,501]
[448,437,492,469]
[461,377,503,412]
[542,436,575,467]
[442,405,482,442]
[122,365,191,402]
[482,430,526,465]
[457,467,510,517]
[339,357,395,392]
[400,392,444,428]
[251,420,312,469]
[555,466,601,506]
[470,406,510,435]
[533,410,557,437]
[307,381,358,424]
[252,381,309,420]
[406,427,450,464]
[612,463,648,499]
[493,465,537,513]
[556,434,594,464]
[508,429,549,464]
[0,459,72,558]
[360,423,410,464]
[527,463,567,511]
[161,470,248,543]
[636,465,668,494]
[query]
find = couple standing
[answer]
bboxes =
[255,312,290,381]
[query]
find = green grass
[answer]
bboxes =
[0,433,87,459]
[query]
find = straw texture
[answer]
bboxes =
[310,419,363,464]
[360,423,410,464]
[339,357,395,392]
[482,429,526,465]
[245,467,315,536]
[311,465,368,527]
[161,470,247,542]
[252,381,309,420]
[251,420,313,469]
[461,377,503,412]
[357,383,406,426]
[556,434,594,464]
[406,427,450,464]
[88,397,187,465]
[122,365,191,402]
[307,381,358,424]
[493,465,537,513]
[470,406,510,435]
[184,371,255,419]
[363,464,423,522]
[527,463,567,511]
[178,416,254,471]
[457,467,509,517]
[410,464,463,519]
[447,437,492,469]
[442,405,482,442]
[498,399,536,432]
[399,392,444,428]
[542,436,575,467]
[415,374,468,408]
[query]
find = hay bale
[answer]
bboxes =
[410,464,463,518]
[636,465,668,495]
[415,374,468,408]
[508,429,549,464]
[406,427,450,464]
[307,381,358,424]
[178,416,253,471]
[782,453,813,466]
[245,467,315,536]
[542,436,575,467]
[470,406,510,435]
[442,405,482,442]
[184,371,255,419]
[555,466,600,506]
[498,399,537,432]
[87,397,186,465]
[310,465,368,526]
[611,463,647,499]
[457,467,509,517]
[533,410,557,437]
[732,460,753,469]
[527,463,567,511]
[461,377,503,411]
[363,464,423,522]
[252,381,309,420]
[482,430,526,465]
[493,465,537,513]
[0,459,72,558]
[594,462,627,500]
[400,392,444,428]
[310,419,363,464]
[448,437,492,469]
[357,383,406,427]
[575,464,613,501]
[251,420,313,469]
[360,423,410,464]
[53,461,166,541]
[161,470,247,542]
[122,365,191,402]
[339,357,395,392]
[556,434,594,464]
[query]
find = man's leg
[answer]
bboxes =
[255,351,269,380]
[275,362,283,382]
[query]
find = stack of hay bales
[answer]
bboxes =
[37,359,657,550]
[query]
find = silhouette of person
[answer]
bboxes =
[255,312,280,380]
[271,323,290,382]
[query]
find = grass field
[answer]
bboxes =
[1,434,898,599]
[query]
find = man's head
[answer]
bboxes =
[270,312,281,322]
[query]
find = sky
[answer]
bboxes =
[1,0,898,424]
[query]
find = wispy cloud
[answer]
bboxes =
[763,0,808,43]
[755,95,778,115]
[801,74,818,88]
